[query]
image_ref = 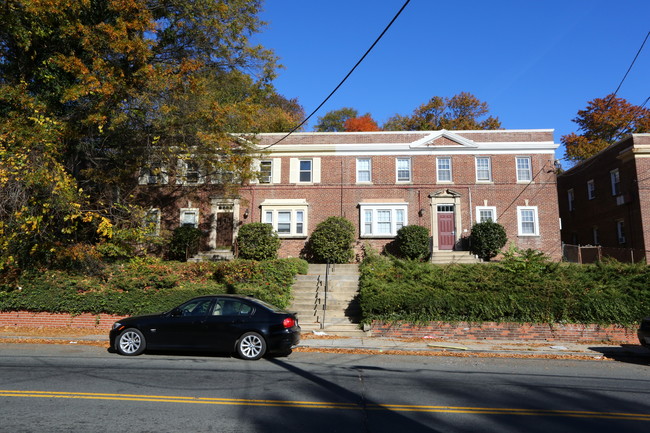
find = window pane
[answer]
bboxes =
[357,158,371,182]
[264,211,273,224]
[364,210,373,234]
[521,210,535,234]
[516,157,531,181]
[377,210,391,234]
[479,209,493,223]
[277,211,291,233]
[299,160,312,182]
[397,159,411,181]
[259,161,272,183]
[295,211,304,234]
[396,209,405,230]
[437,158,451,181]
[476,158,491,181]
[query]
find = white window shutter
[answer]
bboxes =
[289,158,298,183]
[313,158,321,183]
[272,158,282,184]
[250,159,261,184]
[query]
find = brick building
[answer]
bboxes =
[141,129,562,261]
[557,133,650,263]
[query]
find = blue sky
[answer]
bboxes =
[253,0,650,161]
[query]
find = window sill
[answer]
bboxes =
[277,235,308,239]
[360,235,397,239]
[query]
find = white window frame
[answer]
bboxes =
[567,189,575,211]
[396,158,412,183]
[258,160,273,184]
[476,206,497,223]
[260,199,308,238]
[139,162,168,185]
[610,169,620,196]
[289,158,320,184]
[437,157,452,182]
[359,203,408,238]
[517,206,539,236]
[299,159,312,183]
[356,158,372,183]
[516,157,532,182]
[177,159,205,185]
[587,179,596,200]
[475,157,492,182]
[144,208,161,236]
[180,208,199,228]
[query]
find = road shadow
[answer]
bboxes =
[589,344,650,366]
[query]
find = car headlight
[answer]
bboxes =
[112,322,123,330]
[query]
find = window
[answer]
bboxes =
[360,203,407,237]
[437,157,452,182]
[592,227,599,245]
[516,157,532,182]
[476,206,497,223]
[475,157,492,182]
[177,159,204,185]
[517,206,539,236]
[212,299,253,316]
[610,169,620,196]
[357,158,372,183]
[396,158,411,182]
[261,200,308,237]
[144,208,161,236]
[587,179,596,200]
[139,162,168,185]
[259,160,272,184]
[567,189,575,211]
[299,159,312,182]
[180,208,199,228]
[616,220,626,244]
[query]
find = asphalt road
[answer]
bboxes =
[1,343,649,433]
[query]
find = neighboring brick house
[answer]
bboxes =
[557,134,650,263]
[139,129,562,261]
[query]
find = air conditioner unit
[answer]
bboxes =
[260,176,272,184]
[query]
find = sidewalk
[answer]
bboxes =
[1,327,648,361]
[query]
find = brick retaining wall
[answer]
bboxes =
[0,311,122,331]
[371,321,639,344]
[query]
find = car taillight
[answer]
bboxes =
[283,317,295,328]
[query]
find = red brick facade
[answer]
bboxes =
[557,134,650,262]
[141,130,562,261]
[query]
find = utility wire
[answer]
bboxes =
[261,0,411,150]
[612,30,650,96]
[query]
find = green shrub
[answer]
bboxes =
[168,226,202,261]
[303,216,355,264]
[395,225,430,260]
[469,221,507,261]
[236,223,281,260]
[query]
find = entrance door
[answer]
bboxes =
[437,205,455,250]
[216,212,234,247]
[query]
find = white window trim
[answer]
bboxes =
[587,179,596,200]
[289,158,321,184]
[476,206,497,223]
[516,156,532,183]
[138,163,168,185]
[359,202,408,238]
[475,157,492,182]
[610,169,620,196]
[396,158,412,183]
[176,159,205,186]
[436,157,453,183]
[517,206,539,236]
[356,158,372,183]
[258,160,273,184]
[260,199,308,238]
[144,208,161,236]
[180,208,199,228]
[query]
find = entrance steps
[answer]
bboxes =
[430,251,482,264]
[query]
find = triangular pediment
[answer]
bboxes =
[409,130,477,148]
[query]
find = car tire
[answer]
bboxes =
[236,332,267,360]
[116,328,146,356]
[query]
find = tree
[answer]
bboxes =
[469,221,507,261]
[0,0,298,269]
[394,225,430,261]
[562,94,650,162]
[237,223,281,261]
[314,108,358,132]
[303,217,355,264]
[344,114,381,132]
[383,92,501,131]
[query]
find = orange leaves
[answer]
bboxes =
[344,114,381,132]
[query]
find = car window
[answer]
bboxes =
[179,299,213,317]
[212,299,253,316]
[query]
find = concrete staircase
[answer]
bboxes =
[430,250,482,264]
[189,249,235,262]
[290,264,367,337]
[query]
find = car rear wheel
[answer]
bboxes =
[237,332,267,360]
[116,328,146,356]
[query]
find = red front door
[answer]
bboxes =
[438,207,455,250]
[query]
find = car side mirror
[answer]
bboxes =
[169,308,182,318]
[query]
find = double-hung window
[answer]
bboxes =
[299,160,312,182]
[517,206,539,236]
[616,220,626,244]
[437,157,452,182]
[259,160,272,184]
[587,179,596,200]
[260,199,308,237]
[610,169,620,196]
[357,158,372,183]
[516,157,532,182]
[396,158,411,182]
[567,189,575,211]
[476,206,497,223]
[360,203,407,237]
[476,157,492,182]
[180,208,199,228]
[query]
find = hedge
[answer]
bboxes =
[359,254,650,326]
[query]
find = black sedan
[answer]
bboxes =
[109,295,300,360]
[639,317,650,349]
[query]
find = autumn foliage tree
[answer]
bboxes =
[383,92,501,131]
[314,107,359,132]
[562,94,650,162]
[0,0,299,270]
[344,114,381,132]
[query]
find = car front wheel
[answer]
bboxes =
[116,328,146,356]
[236,332,267,360]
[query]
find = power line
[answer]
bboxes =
[612,30,650,96]
[261,0,411,150]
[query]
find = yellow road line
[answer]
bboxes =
[1,390,649,421]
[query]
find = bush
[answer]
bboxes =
[168,226,202,261]
[469,221,507,261]
[236,223,281,261]
[303,216,355,264]
[395,225,430,260]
